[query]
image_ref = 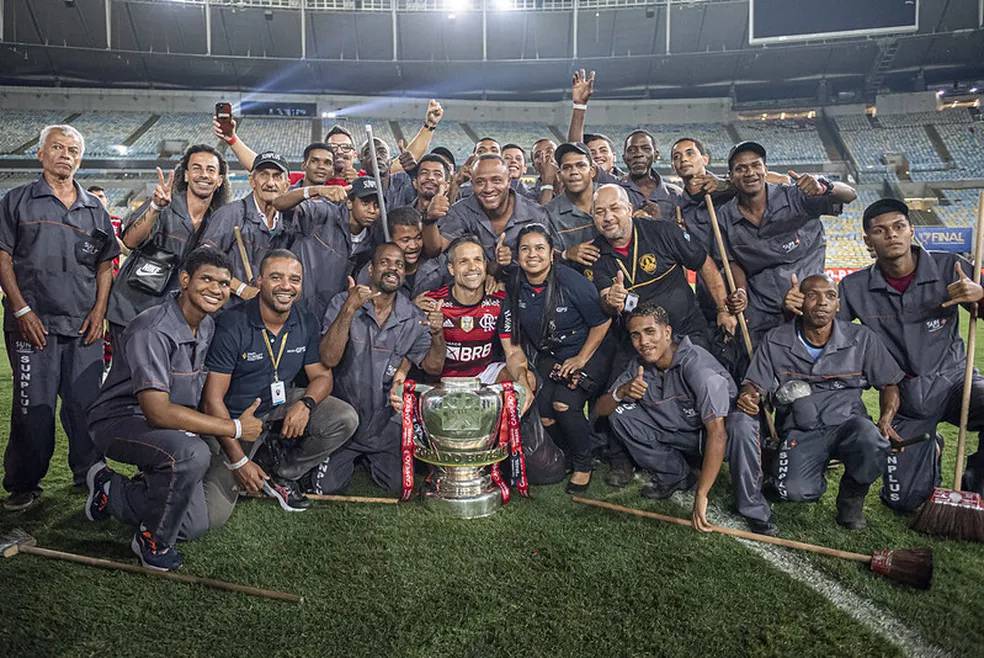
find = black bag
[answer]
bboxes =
[125,245,180,295]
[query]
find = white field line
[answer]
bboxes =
[670,491,951,658]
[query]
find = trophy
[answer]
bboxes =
[399,377,529,519]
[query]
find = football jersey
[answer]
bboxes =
[425,286,511,377]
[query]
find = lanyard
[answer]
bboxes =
[262,329,289,382]
[615,225,639,286]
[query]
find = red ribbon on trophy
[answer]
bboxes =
[501,381,529,497]
[400,380,417,502]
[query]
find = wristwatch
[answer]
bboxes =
[300,396,317,412]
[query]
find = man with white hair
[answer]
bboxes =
[0,125,119,511]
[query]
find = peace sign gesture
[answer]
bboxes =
[153,166,175,210]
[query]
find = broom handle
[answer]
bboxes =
[233,226,255,283]
[19,545,303,603]
[954,191,984,487]
[572,497,871,564]
[704,193,781,444]
[305,493,399,505]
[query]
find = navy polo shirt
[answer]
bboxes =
[205,297,321,417]
[514,263,609,361]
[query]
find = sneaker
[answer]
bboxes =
[640,472,696,500]
[263,479,310,512]
[84,461,112,522]
[3,489,41,512]
[745,517,779,536]
[131,527,183,571]
[604,462,634,488]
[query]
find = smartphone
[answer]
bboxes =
[215,102,234,138]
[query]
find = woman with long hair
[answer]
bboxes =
[508,224,611,493]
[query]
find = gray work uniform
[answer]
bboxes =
[106,193,211,335]
[199,195,294,288]
[742,319,902,502]
[618,170,685,218]
[290,198,372,323]
[438,190,556,265]
[356,253,450,300]
[839,247,984,510]
[607,337,771,524]
[314,291,433,493]
[545,192,598,255]
[0,177,120,493]
[200,298,358,529]
[87,295,213,545]
[715,184,838,343]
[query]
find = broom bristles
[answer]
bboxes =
[911,487,984,543]
[869,548,934,590]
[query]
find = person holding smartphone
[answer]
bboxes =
[506,224,611,493]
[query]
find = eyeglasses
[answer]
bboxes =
[328,144,355,154]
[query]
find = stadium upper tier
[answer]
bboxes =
[734,119,827,166]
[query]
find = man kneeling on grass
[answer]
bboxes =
[85,248,264,571]
[738,274,904,530]
[595,304,773,535]
[201,249,359,524]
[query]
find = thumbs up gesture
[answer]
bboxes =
[617,365,649,402]
[426,183,450,222]
[423,299,445,335]
[344,275,379,311]
[606,270,629,312]
[783,272,804,316]
[788,170,823,196]
[942,260,984,308]
[495,232,512,267]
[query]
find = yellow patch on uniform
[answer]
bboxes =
[639,253,657,274]
[584,269,593,282]
[460,315,474,332]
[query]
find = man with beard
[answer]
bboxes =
[406,154,451,216]
[829,199,984,510]
[566,69,623,184]
[280,177,382,324]
[0,125,120,511]
[596,304,773,535]
[315,243,445,494]
[546,142,599,267]
[421,155,554,269]
[199,152,293,304]
[357,207,449,299]
[324,126,363,185]
[738,275,903,529]
[716,141,856,345]
[84,248,263,570]
[201,250,358,522]
[619,130,684,218]
[107,145,230,345]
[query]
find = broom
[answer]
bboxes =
[573,497,933,589]
[911,190,984,542]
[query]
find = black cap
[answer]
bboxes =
[252,151,289,174]
[862,197,909,231]
[727,141,767,170]
[349,176,380,199]
[554,142,591,166]
[430,147,455,168]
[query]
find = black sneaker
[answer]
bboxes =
[835,476,870,530]
[264,479,310,512]
[745,517,779,536]
[640,472,696,500]
[131,527,183,571]
[604,462,634,488]
[3,489,41,512]
[84,461,112,522]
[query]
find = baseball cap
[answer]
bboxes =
[727,141,767,170]
[349,176,380,199]
[430,147,456,169]
[862,198,909,231]
[252,151,289,173]
[554,142,591,166]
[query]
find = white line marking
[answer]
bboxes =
[671,491,951,658]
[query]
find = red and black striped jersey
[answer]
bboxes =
[425,286,511,377]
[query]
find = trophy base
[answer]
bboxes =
[422,488,502,519]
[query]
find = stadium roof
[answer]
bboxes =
[1,0,982,102]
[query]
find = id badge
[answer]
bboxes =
[623,292,639,313]
[270,381,287,406]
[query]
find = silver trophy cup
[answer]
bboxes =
[409,377,527,519]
